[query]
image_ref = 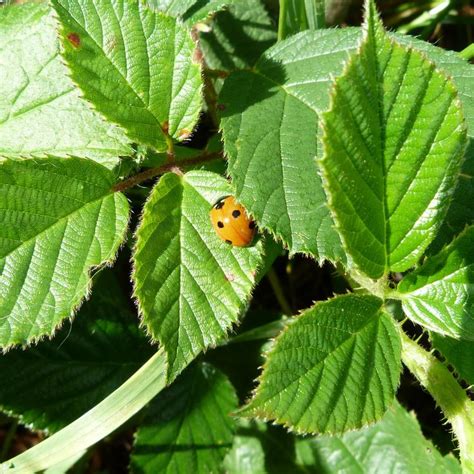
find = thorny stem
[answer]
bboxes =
[400,328,474,472]
[112,151,223,193]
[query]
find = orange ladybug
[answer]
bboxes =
[210,196,256,247]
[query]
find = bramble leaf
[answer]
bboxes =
[52,0,202,151]
[398,226,474,340]
[199,0,276,71]
[295,402,461,473]
[130,363,237,473]
[0,270,152,433]
[0,3,130,167]
[220,28,362,261]
[145,0,230,24]
[0,158,129,348]
[133,171,263,380]
[320,2,467,278]
[242,294,401,434]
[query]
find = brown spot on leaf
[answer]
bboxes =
[162,121,169,134]
[67,33,81,48]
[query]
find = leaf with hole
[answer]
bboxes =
[0,158,129,348]
[241,294,402,434]
[52,0,202,151]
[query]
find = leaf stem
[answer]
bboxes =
[399,328,474,472]
[267,267,293,315]
[0,420,18,463]
[0,350,167,473]
[112,151,223,193]
[278,0,289,41]
[459,43,474,61]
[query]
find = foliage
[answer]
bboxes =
[0,0,473,472]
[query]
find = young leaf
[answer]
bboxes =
[199,0,277,71]
[133,171,263,380]
[0,3,130,167]
[0,270,152,433]
[52,0,202,151]
[0,158,129,348]
[295,402,461,473]
[320,1,467,279]
[431,333,474,387]
[242,294,402,434]
[130,363,237,474]
[220,28,362,261]
[398,226,474,340]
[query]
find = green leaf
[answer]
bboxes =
[295,402,461,474]
[52,0,203,151]
[0,158,129,348]
[145,0,231,24]
[130,363,237,474]
[320,2,467,279]
[133,171,263,380]
[199,0,277,71]
[242,294,402,434]
[220,28,362,261]
[398,225,474,340]
[278,0,325,41]
[431,333,474,387]
[0,3,131,167]
[0,269,152,433]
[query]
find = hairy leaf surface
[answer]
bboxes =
[295,402,460,473]
[398,226,474,340]
[52,0,202,151]
[0,3,130,166]
[320,4,466,279]
[130,363,237,473]
[133,171,262,380]
[220,28,361,261]
[242,294,401,434]
[0,270,152,433]
[0,158,129,348]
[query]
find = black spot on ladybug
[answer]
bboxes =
[225,239,232,244]
[232,210,241,218]
[214,200,225,210]
[249,221,256,229]
[217,221,224,228]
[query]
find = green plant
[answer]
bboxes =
[0,0,473,472]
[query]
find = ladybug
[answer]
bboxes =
[210,196,256,247]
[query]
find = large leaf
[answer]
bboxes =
[398,226,474,340]
[431,333,474,387]
[320,1,467,279]
[133,171,263,380]
[130,363,237,474]
[242,294,402,434]
[199,0,276,71]
[0,3,131,167]
[52,0,202,151]
[0,269,152,433]
[295,402,461,474]
[220,28,361,261]
[0,158,129,348]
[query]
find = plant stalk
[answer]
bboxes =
[278,0,289,41]
[0,421,18,463]
[400,329,474,472]
[459,43,474,61]
[267,267,293,315]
